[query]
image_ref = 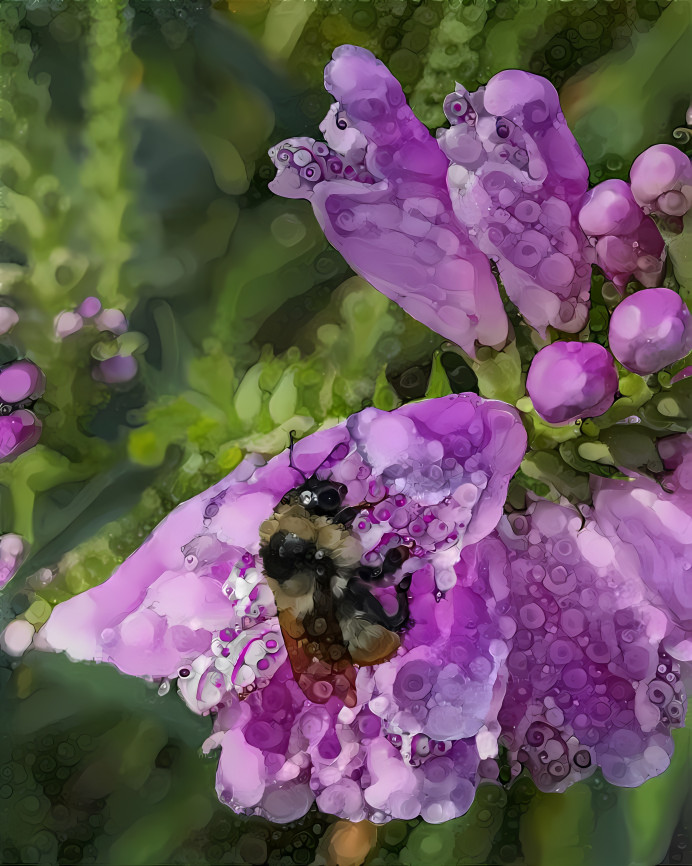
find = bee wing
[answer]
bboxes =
[278,610,358,708]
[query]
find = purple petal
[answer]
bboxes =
[0,307,19,335]
[95,308,128,335]
[76,296,102,318]
[464,475,690,792]
[594,439,692,649]
[0,359,46,404]
[0,410,42,463]
[630,144,692,217]
[54,311,84,339]
[0,533,27,590]
[323,45,451,187]
[93,355,138,384]
[438,71,592,336]
[578,179,664,289]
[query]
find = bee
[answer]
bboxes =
[258,474,411,707]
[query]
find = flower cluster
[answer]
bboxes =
[29,43,692,829]
[0,358,45,462]
[55,296,140,383]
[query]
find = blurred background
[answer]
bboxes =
[0,0,691,863]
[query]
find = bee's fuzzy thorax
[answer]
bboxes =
[257,479,411,706]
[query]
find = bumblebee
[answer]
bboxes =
[258,477,411,706]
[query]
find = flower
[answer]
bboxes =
[577,179,664,290]
[596,431,692,654]
[272,49,686,347]
[54,297,138,383]
[0,306,19,335]
[0,358,45,462]
[629,144,692,218]
[462,440,692,792]
[0,533,27,590]
[92,354,138,384]
[34,396,692,820]
[269,46,509,357]
[437,69,593,336]
[30,43,692,835]
[608,288,692,376]
[526,341,619,425]
[36,394,527,823]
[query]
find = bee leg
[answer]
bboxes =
[343,580,410,632]
[340,617,400,666]
[381,586,410,631]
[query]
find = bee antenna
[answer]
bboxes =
[332,489,390,526]
[287,430,308,482]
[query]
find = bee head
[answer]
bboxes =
[259,505,339,587]
[290,477,348,518]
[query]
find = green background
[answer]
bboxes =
[1,0,691,863]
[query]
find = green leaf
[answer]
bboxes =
[513,469,552,500]
[425,352,453,399]
[520,782,595,866]
[520,450,591,505]
[467,340,524,404]
[560,439,632,480]
[373,367,400,411]
[640,377,692,432]
[616,728,691,866]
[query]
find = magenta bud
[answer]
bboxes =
[527,341,618,425]
[609,288,692,375]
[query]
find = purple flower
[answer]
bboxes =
[526,341,619,425]
[321,45,450,189]
[95,307,128,335]
[0,359,45,462]
[437,70,593,336]
[76,296,102,319]
[0,533,27,590]
[54,311,84,339]
[0,307,19,335]
[608,288,692,375]
[92,354,138,384]
[269,47,508,356]
[462,444,692,791]
[36,395,526,823]
[54,297,138,383]
[596,432,692,649]
[270,49,687,348]
[630,144,692,217]
[578,179,664,289]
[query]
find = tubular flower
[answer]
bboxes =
[269,46,508,357]
[456,433,692,793]
[36,395,526,823]
[437,69,592,336]
[269,48,687,350]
